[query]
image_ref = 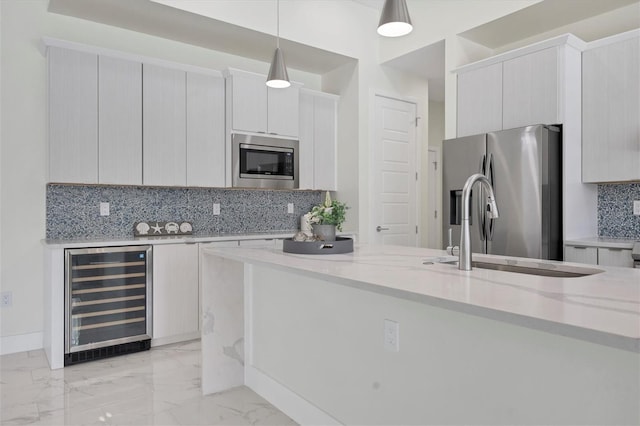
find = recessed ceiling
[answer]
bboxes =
[460,0,640,48]
[48,0,354,74]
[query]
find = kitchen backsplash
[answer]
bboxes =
[46,184,324,239]
[598,183,640,239]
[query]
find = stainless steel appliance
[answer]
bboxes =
[632,242,640,268]
[65,245,152,365]
[232,133,299,189]
[443,125,562,260]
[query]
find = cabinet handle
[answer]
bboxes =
[572,246,587,250]
[606,248,623,252]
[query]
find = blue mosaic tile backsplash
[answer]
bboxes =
[47,184,324,239]
[598,183,640,239]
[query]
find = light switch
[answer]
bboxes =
[633,200,640,216]
[213,203,221,215]
[287,203,294,214]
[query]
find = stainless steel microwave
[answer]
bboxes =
[232,134,299,189]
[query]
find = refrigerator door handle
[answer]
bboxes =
[486,153,496,241]
[477,155,487,242]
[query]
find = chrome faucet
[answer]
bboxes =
[458,173,499,271]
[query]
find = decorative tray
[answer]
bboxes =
[283,237,353,255]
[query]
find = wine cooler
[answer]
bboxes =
[64,245,152,365]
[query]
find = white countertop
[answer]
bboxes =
[41,231,299,248]
[565,237,638,249]
[203,244,640,352]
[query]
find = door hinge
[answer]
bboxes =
[416,225,419,234]
[433,161,438,171]
[415,117,421,127]
[415,172,418,181]
[434,210,438,219]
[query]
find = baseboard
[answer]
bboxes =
[245,365,342,426]
[150,332,200,348]
[1,332,43,355]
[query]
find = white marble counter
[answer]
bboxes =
[204,244,640,352]
[565,236,637,249]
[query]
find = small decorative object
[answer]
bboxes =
[301,212,314,237]
[292,231,308,242]
[133,221,193,237]
[308,192,348,242]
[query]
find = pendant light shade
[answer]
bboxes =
[377,0,413,37]
[266,47,290,88]
[266,0,290,88]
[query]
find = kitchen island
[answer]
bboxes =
[201,244,640,425]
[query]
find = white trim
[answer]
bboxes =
[1,332,43,356]
[150,333,200,348]
[454,34,587,75]
[245,365,343,426]
[584,28,639,50]
[41,37,223,77]
[300,87,340,101]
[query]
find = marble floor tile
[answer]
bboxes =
[0,340,296,426]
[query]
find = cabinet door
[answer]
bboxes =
[298,91,315,189]
[598,248,634,268]
[143,64,186,186]
[582,36,640,183]
[564,245,598,265]
[48,47,98,183]
[229,72,267,133]
[186,72,225,187]
[456,63,502,137]
[503,47,559,129]
[98,56,142,185]
[268,85,300,137]
[153,244,199,340]
[313,95,338,191]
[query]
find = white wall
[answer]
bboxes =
[424,101,445,248]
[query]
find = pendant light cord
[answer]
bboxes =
[276,0,280,48]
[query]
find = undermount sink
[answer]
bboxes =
[423,256,604,278]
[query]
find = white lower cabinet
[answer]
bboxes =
[565,244,634,268]
[597,248,634,268]
[564,246,598,265]
[152,244,199,343]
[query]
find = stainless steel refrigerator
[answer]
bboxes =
[442,125,562,260]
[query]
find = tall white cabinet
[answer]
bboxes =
[299,89,339,191]
[48,47,99,183]
[98,56,143,185]
[143,65,187,186]
[582,30,640,183]
[456,63,502,137]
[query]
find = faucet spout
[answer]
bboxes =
[459,173,499,271]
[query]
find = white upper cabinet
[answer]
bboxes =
[503,47,559,129]
[98,56,142,185]
[299,89,338,191]
[48,46,98,183]
[186,72,225,187]
[225,69,300,137]
[143,64,187,186]
[582,31,640,183]
[456,41,572,137]
[457,62,502,137]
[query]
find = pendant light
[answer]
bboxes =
[377,0,413,37]
[266,0,290,88]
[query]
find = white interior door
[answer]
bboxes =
[372,95,418,246]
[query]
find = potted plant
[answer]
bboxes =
[308,192,347,241]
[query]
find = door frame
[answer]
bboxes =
[426,146,441,249]
[368,90,422,245]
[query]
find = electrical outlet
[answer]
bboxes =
[213,203,221,216]
[100,202,110,216]
[287,203,294,214]
[634,200,640,216]
[1,291,12,308]
[384,319,399,352]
